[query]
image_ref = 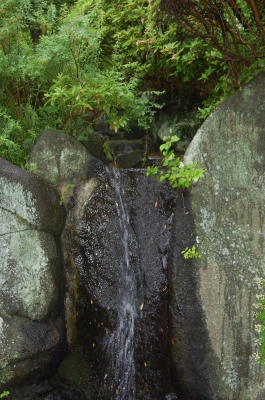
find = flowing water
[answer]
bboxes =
[102,167,138,400]
[70,166,174,399]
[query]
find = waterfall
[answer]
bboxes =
[70,166,174,398]
[102,167,137,400]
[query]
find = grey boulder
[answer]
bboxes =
[169,72,265,400]
[0,158,66,392]
[29,129,103,190]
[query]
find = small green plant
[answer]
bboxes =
[146,135,206,189]
[60,183,75,205]
[181,245,201,259]
[50,176,57,184]
[26,162,37,173]
[0,391,10,398]
[103,141,113,162]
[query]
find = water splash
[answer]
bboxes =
[102,167,137,400]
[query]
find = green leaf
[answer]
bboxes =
[170,135,180,142]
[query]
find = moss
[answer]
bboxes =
[103,141,113,162]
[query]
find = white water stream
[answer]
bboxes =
[103,167,137,400]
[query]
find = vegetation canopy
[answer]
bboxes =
[1,0,265,166]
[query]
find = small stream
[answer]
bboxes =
[71,166,176,399]
[102,168,139,399]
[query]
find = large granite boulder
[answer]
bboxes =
[168,73,265,399]
[29,129,103,193]
[0,158,66,395]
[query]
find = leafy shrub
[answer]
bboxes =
[1,0,264,167]
[146,135,205,189]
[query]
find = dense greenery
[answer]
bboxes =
[1,0,265,167]
[162,0,265,115]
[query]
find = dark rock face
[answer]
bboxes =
[150,109,201,152]
[165,394,180,400]
[169,73,265,399]
[62,167,176,399]
[115,150,143,168]
[0,158,66,394]
[82,133,112,164]
[108,139,144,154]
[82,134,145,167]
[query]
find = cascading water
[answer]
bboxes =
[70,166,175,399]
[102,167,139,399]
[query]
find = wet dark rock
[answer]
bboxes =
[165,394,179,400]
[6,379,86,400]
[93,117,119,137]
[115,150,143,168]
[93,117,146,140]
[82,135,145,166]
[82,132,112,164]
[145,154,164,167]
[61,167,177,399]
[108,139,144,154]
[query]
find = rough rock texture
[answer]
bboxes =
[62,167,176,399]
[169,73,265,399]
[82,132,112,164]
[82,135,145,166]
[29,129,103,191]
[150,108,201,152]
[0,158,64,235]
[115,150,143,168]
[0,158,66,393]
[108,139,144,154]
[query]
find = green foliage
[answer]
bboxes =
[103,141,113,162]
[77,0,215,102]
[45,71,159,133]
[1,0,265,167]
[0,391,9,399]
[0,0,67,166]
[181,245,201,259]
[26,162,37,173]
[0,0,165,166]
[162,0,265,117]
[146,135,206,189]
[0,104,58,167]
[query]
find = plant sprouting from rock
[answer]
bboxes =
[146,135,206,189]
[181,245,201,259]
[0,391,9,399]
[59,183,75,205]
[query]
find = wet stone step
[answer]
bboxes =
[108,139,144,154]
[115,150,143,168]
[145,153,163,166]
